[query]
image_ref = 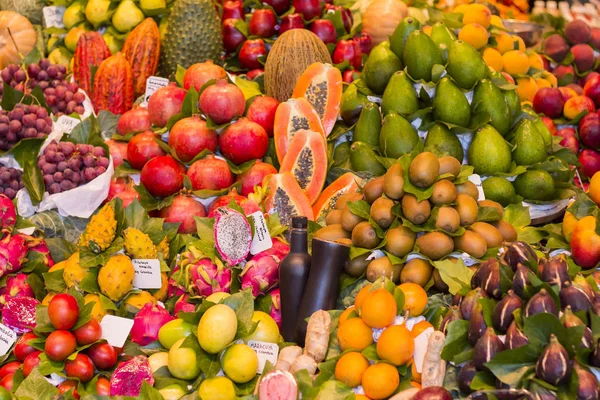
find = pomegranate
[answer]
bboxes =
[105,139,128,167]
[219,118,269,164]
[239,39,267,70]
[236,161,277,196]
[246,96,278,137]
[207,188,261,216]
[333,39,362,70]
[199,79,246,125]
[187,155,234,191]
[249,9,277,38]
[183,61,227,92]
[223,19,246,54]
[127,131,166,170]
[280,14,304,34]
[263,0,290,14]
[293,0,323,20]
[343,70,357,83]
[159,194,206,234]
[106,177,134,202]
[115,189,140,209]
[356,33,373,55]
[168,116,218,162]
[140,155,186,198]
[324,4,353,33]
[310,19,337,44]
[147,85,187,128]
[222,0,244,20]
[247,69,264,80]
[117,107,152,135]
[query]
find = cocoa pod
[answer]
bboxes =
[505,320,529,350]
[461,287,488,321]
[524,288,558,318]
[92,52,134,115]
[560,281,593,313]
[536,334,571,386]
[468,302,487,346]
[501,241,537,271]
[492,290,522,333]
[73,32,111,96]
[473,327,504,371]
[540,256,570,288]
[122,18,161,97]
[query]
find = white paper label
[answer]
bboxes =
[468,174,485,201]
[43,6,66,29]
[56,115,80,133]
[100,315,134,348]
[132,259,162,289]
[413,327,434,373]
[0,324,17,356]
[144,76,170,105]
[248,340,279,374]
[249,211,272,255]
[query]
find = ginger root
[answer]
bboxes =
[275,346,303,372]
[304,310,331,363]
[421,331,446,388]
[389,388,420,400]
[290,354,318,376]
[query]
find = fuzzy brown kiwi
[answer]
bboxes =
[325,209,343,225]
[430,180,458,205]
[384,163,405,200]
[391,263,403,283]
[409,152,440,188]
[456,181,479,200]
[401,194,431,225]
[340,206,365,232]
[363,176,385,204]
[432,268,449,292]
[384,226,416,257]
[314,224,351,241]
[438,156,462,180]
[455,193,478,226]
[436,206,461,233]
[469,222,503,248]
[491,220,518,242]
[370,197,395,229]
[416,232,454,260]
[335,192,363,210]
[351,221,380,249]
[400,258,433,287]
[478,200,504,218]
[345,253,371,277]
[366,256,395,282]
[453,230,487,258]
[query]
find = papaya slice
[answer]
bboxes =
[279,130,327,205]
[312,172,361,225]
[263,172,314,228]
[292,62,343,137]
[274,97,325,164]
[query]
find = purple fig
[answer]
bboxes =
[561,306,593,348]
[501,241,538,271]
[410,387,452,400]
[589,338,600,368]
[593,293,600,317]
[468,302,487,346]
[457,361,477,394]
[524,288,559,318]
[461,288,488,321]
[471,258,502,299]
[492,290,523,333]
[452,293,462,307]
[574,360,600,400]
[540,256,570,288]
[560,281,593,313]
[573,274,596,301]
[474,327,505,371]
[512,263,531,297]
[536,334,571,386]
[440,306,463,335]
[506,320,529,350]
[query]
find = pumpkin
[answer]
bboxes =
[362,0,408,45]
[264,29,332,102]
[0,11,37,69]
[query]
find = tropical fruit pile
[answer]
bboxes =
[438,0,530,21]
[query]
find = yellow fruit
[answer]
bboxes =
[197,304,238,354]
[398,283,428,317]
[536,78,552,89]
[84,294,110,321]
[492,32,515,54]
[462,4,492,28]
[335,352,370,387]
[243,311,280,343]
[362,363,400,399]
[123,227,158,259]
[168,338,201,380]
[157,236,170,259]
[125,291,157,309]
[48,260,67,273]
[458,23,489,50]
[516,77,538,102]
[423,25,432,36]
[42,292,57,306]
[513,35,526,51]
[79,203,117,252]
[205,292,230,303]
[502,50,529,75]
[490,15,504,28]
[151,272,168,302]
[354,284,372,312]
[222,344,258,383]
[360,289,397,329]
[198,377,236,400]
[64,27,86,52]
[590,172,600,206]
[63,252,89,288]
[148,352,169,373]
[98,254,135,301]
[483,47,503,71]
[377,325,414,365]
[544,73,557,87]
[528,53,544,71]
[453,4,469,14]
[339,305,357,325]
[338,317,374,351]
[563,210,579,241]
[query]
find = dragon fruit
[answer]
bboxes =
[110,356,154,396]
[167,265,188,298]
[1,296,39,334]
[213,207,252,265]
[0,195,16,232]
[268,288,282,329]
[27,241,55,268]
[188,257,232,297]
[130,303,174,346]
[174,294,196,315]
[0,234,28,277]
[207,189,261,217]
[241,239,290,297]
[0,274,34,309]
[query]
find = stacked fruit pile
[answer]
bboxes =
[0,166,23,199]
[0,104,53,151]
[438,0,530,21]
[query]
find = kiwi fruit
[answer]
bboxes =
[352,221,380,249]
[469,222,503,248]
[409,152,440,188]
[400,258,433,287]
[314,224,351,241]
[366,256,394,282]
[340,206,365,232]
[335,238,353,246]
[435,206,461,233]
[326,209,343,225]
[478,200,504,218]
[432,268,449,292]
[438,156,461,180]
[345,253,370,277]
[384,163,405,199]
[491,220,518,242]
[430,180,457,205]
[370,197,395,228]
[416,232,454,260]
[384,226,417,257]
[335,192,363,210]
[391,264,403,283]
[454,194,478,226]
[453,230,487,258]
[456,181,479,200]
[363,176,385,204]
[401,194,431,225]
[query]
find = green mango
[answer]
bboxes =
[363,42,403,95]
[381,71,419,117]
[533,117,553,150]
[350,142,387,176]
[472,79,511,136]
[511,119,547,166]
[504,89,521,122]
[353,102,382,147]
[432,77,471,127]
[467,124,512,175]
[430,22,456,51]
[379,113,420,158]
[333,140,351,167]
[446,40,488,90]
[390,17,421,61]
[340,82,369,125]
[424,123,464,161]
[403,31,443,82]
[513,170,555,201]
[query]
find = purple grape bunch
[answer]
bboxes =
[0,165,23,199]
[0,104,53,151]
[38,141,110,195]
[0,59,86,116]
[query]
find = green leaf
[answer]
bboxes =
[175,65,187,87]
[78,267,100,293]
[194,216,215,243]
[33,305,54,334]
[441,319,472,363]
[346,200,370,220]
[97,110,119,136]
[1,82,24,111]
[361,344,380,361]
[14,366,59,400]
[518,226,547,244]
[72,301,95,330]
[523,313,568,350]
[223,289,258,339]
[485,344,539,386]
[7,138,45,205]
[42,269,67,293]
[139,380,168,400]
[79,238,124,268]
[433,258,473,295]
[226,158,256,175]
[470,371,497,390]
[234,77,262,100]
[476,206,502,222]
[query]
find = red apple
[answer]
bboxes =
[239,39,267,70]
[324,4,353,33]
[249,9,277,38]
[355,33,373,55]
[293,0,323,20]
[223,19,247,54]
[333,39,362,70]
[117,107,152,135]
[279,13,304,34]
[343,70,357,83]
[311,19,337,44]
[246,69,264,80]
[147,85,187,128]
[263,0,290,14]
[222,0,244,20]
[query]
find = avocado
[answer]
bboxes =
[433,77,471,127]
[381,71,419,116]
[425,123,465,161]
[403,31,443,82]
[446,40,488,89]
[467,125,512,175]
[379,113,420,158]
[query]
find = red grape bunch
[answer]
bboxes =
[38,141,110,195]
[0,104,53,151]
[0,165,23,199]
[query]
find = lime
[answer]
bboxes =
[158,319,195,349]
[512,170,555,201]
[482,177,516,206]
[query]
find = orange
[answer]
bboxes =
[528,52,544,71]
[398,283,428,317]
[536,78,552,89]
[362,363,400,399]
[337,318,374,351]
[490,15,504,28]
[355,396,371,400]
[462,4,492,28]
[492,32,515,54]
[410,320,433,338]
[410,359,422,383]
[355,284,372,312]
[458,23,489,50]
[376,325,414,365]
[410,381,422,389]
[516,77,538,102]
[590,172,600,206]
[502,50,529,76]
[339,305,357,325]
[334,352,370,387]
[360,289,397,328]
[453,4,469,13]
[482,48,503,71]
[513,35,526,51]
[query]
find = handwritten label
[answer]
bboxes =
[144,76,170,105]
[43,6,66,29]
[468,174,485,201]
[100,315,134,347]
[56,115,80,133]
[0,324,16,356]
[248,340,279,373]
[132,259,162,289]
[249,211,272,255]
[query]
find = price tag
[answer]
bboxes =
[132,259,162,289]
[468,174,485,201]
[144,76,170,105]
[249,211,272,255]
[100,315,134,347]
[43,6,66,29]
[56,115,80,134]
[0,324,16,356]
[248,340,279,374]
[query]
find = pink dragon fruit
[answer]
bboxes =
[130,303,174,346]
[27,241,54,268]
[188,257,232,297]
[0,274,34,309]
[110,355,154,396]
[0,234,28,277]
[268,288,282,329]
[1,296,39,334]
[213,207,252,265]
[241,239,290,297]
[0,195,16,232]
[167,265,188,298]
[174,294,196,315]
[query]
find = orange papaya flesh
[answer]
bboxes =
[312,172,361,225]
[263,172,314,228]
